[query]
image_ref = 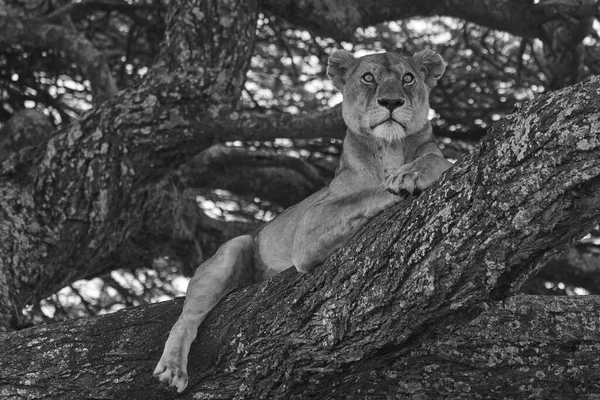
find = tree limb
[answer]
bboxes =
[1,294,598,399]
[261,0,578,41]
[178,144,327,207]
[223,105,346,141]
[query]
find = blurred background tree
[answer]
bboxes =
[1,0,599,326]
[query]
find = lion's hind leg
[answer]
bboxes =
[153,234,258,392]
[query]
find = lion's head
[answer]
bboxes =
[327,50,446,143]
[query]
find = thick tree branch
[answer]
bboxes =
[178,144,327,207]
[0,294,598,399]
[304,294,600,399]
[221,105,346,141]
[262,0,591,41]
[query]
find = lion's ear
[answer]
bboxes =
[412,49,447,88]
[327,50,356,91]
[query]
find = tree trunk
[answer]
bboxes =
[1,73,599,398]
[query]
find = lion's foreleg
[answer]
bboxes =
[386,141,452,196]
[153,234,257,392]
[292,187,398,273]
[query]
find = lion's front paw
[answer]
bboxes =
[153,358,189,393]
[385,162,431,197]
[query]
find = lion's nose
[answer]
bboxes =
[377,97,405,111]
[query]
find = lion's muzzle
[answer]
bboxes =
[377,96,405,111]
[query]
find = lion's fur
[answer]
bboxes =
[328,51,446,144]
[154,49,452,393]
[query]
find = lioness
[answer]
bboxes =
[154,49,452,392]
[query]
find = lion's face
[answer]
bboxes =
[328,50,446,143]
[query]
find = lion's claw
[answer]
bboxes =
[154,361,189,393]
[386,169,419,197]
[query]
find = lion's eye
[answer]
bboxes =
[361,73,375,84]
[403,73,415,85]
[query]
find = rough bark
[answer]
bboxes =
[211,104,347,142]
[0,74,599,398]
[0,0,258,330]
[321,295,600,399]
[0,293,599,399]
